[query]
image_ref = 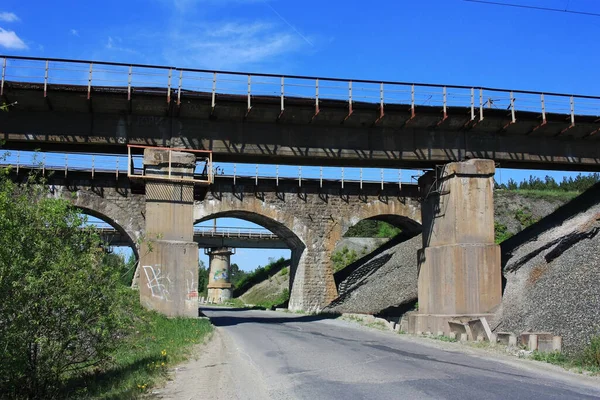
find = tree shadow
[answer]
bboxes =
[61,355,163,399]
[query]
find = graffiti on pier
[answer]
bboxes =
[143,265,172,301]
[213,269,228,281]
[186,270,198,300]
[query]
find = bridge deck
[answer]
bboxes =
[2,56,599,170]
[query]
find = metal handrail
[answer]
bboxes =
[1,54,598,99]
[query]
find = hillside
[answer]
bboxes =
[323,190,570,316]
[494,183,600,354]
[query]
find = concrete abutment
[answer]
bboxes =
[410,159,502,334]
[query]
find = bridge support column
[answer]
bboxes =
[410,159,501,334]
[205,247,234,303]
[139,148,199,317]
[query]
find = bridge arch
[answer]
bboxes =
[50,187,144,259]
[194,205,309,309]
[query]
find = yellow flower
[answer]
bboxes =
[161,349,167,356]
[161,362,165,366]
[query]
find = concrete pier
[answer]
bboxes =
[139,148,199,317]
[206,247,235,303]
[409,159,502,334]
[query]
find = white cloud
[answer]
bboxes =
[105,36,139,55]
[163,21,305,69]
[0,12,19,23]
[70,29,79,36]
[0,28,27,49]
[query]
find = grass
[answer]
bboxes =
[63,290,213,399]
[529,336,600,375]
[507,189,580,202]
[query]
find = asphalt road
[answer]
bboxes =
[198,307,600,400]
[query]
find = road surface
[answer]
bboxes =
[157,307,600,399]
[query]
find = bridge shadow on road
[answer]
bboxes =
[199,306,339,327]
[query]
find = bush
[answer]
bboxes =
[331,246,359,273]
[0,170,125,398]
[581,335,600,369]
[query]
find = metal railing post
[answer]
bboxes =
[127,66,132,101]
[255,164,258,186]
[211,72,217,111]
[233,163,237,185]
[541,93,546,124]
[177,70,183,106]
[168,150,172,179]
[276,165,279,187]
[341,167,345,189]
[280,76,285,115]
[470,88,475,121]
[380,168,384,191]
[510,91,516,123]
[398,169,402,190]
[43,60,49,98]
[167,68,172,104]
[570,96,575,126]
[479,88,484,121]
[247,75,252,113]
[87,63,93,100]
[320,167,323,188]
[65,154,68,177]
[298,166,302,187]
[0,57,5,96]
[360,168,363,190]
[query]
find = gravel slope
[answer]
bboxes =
[324,235,422,315]
[495,183,600,354]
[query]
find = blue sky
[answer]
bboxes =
[1,0,599,270]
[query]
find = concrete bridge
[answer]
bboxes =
[1,56,600,171]
[1,54,558,334]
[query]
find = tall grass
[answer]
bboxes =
[63,290,212,399]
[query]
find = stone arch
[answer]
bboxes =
[194,204,312,311]
[51,188,144,259]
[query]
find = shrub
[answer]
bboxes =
[0,171,125,398]
[331,246,359,273]
[581,335,600,369]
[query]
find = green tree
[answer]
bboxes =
[230,263,248,287]
[0,170,124,398]
[197,259,209,297]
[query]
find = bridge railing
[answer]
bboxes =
[0,150,420,188]
[2,55,600,125]
[88,221,278,239]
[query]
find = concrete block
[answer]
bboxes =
[552,336,562,352]
[534,333,556,352]
[425,331,432,336]
[489,333,497,345]
[528,334,538,351]
[460,333,468,342]
[467,318,492,341]
[508,334,518,347]
[416,331,423,336]
[448,332,457,340]
[437,331,444,337]
[496,332,512,345]
[477,335,484,342]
